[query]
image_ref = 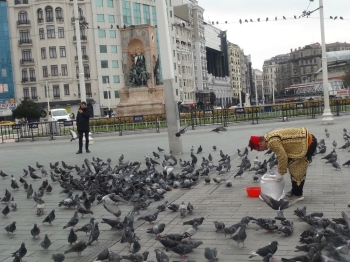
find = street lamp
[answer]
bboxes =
[106,79,111,117]
[318,0,333,124]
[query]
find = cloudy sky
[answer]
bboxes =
[199,0,350,70]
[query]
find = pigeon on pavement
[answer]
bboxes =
[204,247,218,261]
[40,234,52,252]
[230,224,247,249]
[68,228,78,245]
[63,211,79,229]
[64,240,88,257]
[31,223,40,239]
[51,253,65,262]
[249,241,279,258]
[42,209,56,225]
[5,221,16,235]
[87,222,100,245]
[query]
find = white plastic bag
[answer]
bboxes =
[260,171,285,201]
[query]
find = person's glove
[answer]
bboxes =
[275,172,284,182]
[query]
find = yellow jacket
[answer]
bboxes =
[264,127,309,174]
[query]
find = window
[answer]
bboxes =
[113,75,120,83]
[84,65,90,76]
[101,60,108,68]
[108,15,115,23]
[170,10,172,17]
[81,46,87,55]
[61,64,68,76]
[86,83,92,96]
[103,91,110,99]
[19,30,30,42]
[109,30,116,38]
[47,25,55,38]
[45,7,53,22]
[22,49,31,60]
[43,66,48,77]
[51,65,58,76]
[23,88,30,99]
[18,11,28,23]
[112,60,119,68]
[100,45,107,53]
[64,84,69,95]
[174,63,176,70]
[22,69,28,80]
[114,91,119,98]
[133,3,141,24]
[41,48,46,59]
[102,76,109,84]
[39,28,45,39]
[143,5,150,24]
[97,14,104,22]
[37,9,43,23]
[96,0,103,7]
[29,69,35,81]
[55,7,63,19]
[53,85,60,98]
[48,46,56,58]
[111,45,117,53]
[58,27,64,38]
[31,87,37,99]
[98,30,106,38]
[107,0,113,7]
[122,1,131,26]
[151,6,157,26]
[59,46,66,57]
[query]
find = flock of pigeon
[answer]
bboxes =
[1,126,350,262]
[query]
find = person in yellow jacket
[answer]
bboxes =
[248,127,317,201]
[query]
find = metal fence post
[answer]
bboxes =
[30,126,34,142]
[336,100,340,116]
[191,109,195,130]
[255,108,259,124]
[156,115,160,133]
[1,126,3,144]
[118,117,122,136]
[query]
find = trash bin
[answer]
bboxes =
[48,120,59,135]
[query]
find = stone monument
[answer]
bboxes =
[116,25,165,116]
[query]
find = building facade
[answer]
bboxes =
[227,42,242,104]
[0,1,16,119]
[7,0,98,115]
[252,68,263,104]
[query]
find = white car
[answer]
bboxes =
[49,108,71,122]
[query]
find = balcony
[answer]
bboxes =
[53,95,60,100]
[73,35,87,42]
[74,55,89,61]
[18,39,32,46]
[37,18,43,24]
[86,93,92,98]
[17,20,31,27]
[31,96,38,101]
[20,58,34,65]
[29,77,36,82]
[46,17,54,23]
[71,16,85,23]
[56,17,64,23]
[21,77,28,83]
[85,73,90,78]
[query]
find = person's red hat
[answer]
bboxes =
[248,136,260,151]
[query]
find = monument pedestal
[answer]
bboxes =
[116,86,165,116]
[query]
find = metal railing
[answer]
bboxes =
[17,20,31,26]
[20,58,34,64]
[2,99,350,142]
[18,39,32,45]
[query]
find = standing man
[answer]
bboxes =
[76,102,91,154]
[248,127,317,201]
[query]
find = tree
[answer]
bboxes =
[209,92,216,106]
[343,65,350,89]
[12,100,41,122]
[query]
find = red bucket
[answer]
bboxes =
[245,186,261,197]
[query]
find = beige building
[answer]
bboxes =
[227,42,242,103]
[7,0,98,115]
[253,69,263,104]
[174,15,195,105]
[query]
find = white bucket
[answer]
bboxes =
[259,172,285,201]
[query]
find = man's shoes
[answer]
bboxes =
[86,149,91,153]
[76,150,82,154]
[286,194,304,202]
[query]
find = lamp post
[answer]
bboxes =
[46,81,50,113]
[238,84,242,107]
[106,79,111,117]
[318,0,333,124]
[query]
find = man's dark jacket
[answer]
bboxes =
[76,108,90,131]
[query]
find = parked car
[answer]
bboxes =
[0,121,15,126]
[48,108,71,122]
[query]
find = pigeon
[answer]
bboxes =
[187,202,194,213]
[180,202,187,217]
[121,252,145,262]
[51,253,65,262]
[156,201,168,212]
[230,224,247,249]
[5,221,16,235]
[183,222,198,240]
[99,194,122,218]
[96,247,110,261]
[183,217,205,226]
[249,241,279,258]
[63,211,79,229]
[2,205,10,217]
[129,240,141,254]
[40,234,52,252]
[196,145,203,154]
[281,247,315,261]
[137,211,159,224]
[31,223,40,239]
[260,193,300,210]
[204,247,218,262]
[175,124,189,137]
[69,129,77,141]
[64,240,88,257]
[333,140,337,148]
[11,243,27,260]
[75,217,95,235]
[101,218,124,230]
[213,221,225,232]
[68,228,78,245]
[30,172,41,180]
[77,202,93,218]
[27,184,34,198]
[211,126,227,133]
[154,248,169,262]
[11,180,19,190]
[43,209,56,226]
[158,147,165,152]
[87,222,100,245]
[147,223,166,237]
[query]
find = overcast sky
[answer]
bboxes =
[199,0,350,70]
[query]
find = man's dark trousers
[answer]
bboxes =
[78,130,89,151]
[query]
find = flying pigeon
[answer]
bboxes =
[175,125,189,137]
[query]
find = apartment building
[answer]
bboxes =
[227,42,242,104]
[7,0,98,115]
